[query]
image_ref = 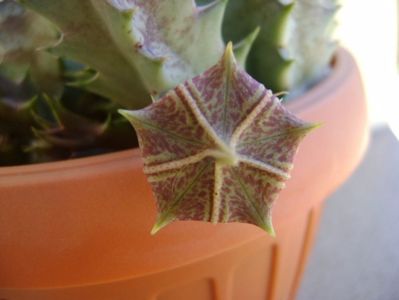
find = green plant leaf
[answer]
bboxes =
[223,0,338,96]
[31,95,123,150]
[0,0,62,97]
[121,44,318,235]
[19,0,230,109]
[0,0,58,65]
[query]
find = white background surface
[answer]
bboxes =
[337,0,398,134]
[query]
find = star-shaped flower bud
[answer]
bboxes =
[120,43,318,236]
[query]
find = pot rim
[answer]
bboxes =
[0,48,350,177]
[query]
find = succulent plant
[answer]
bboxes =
[0,0,61,92]
[18,0,229,108]
[0,0,340,233]
[0,72,137,165]
[18,0,261,107]
[0,0,137,165]
[223,0,339,96]
[121,44,317,234]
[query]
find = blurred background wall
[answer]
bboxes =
[336,0,398,137]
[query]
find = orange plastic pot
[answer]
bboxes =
[0,48,368,300]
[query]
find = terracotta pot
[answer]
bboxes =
[0,48,368,300]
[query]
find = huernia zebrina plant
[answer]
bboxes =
[0,0,337,234]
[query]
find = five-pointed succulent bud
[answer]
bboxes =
[121,44,318,235]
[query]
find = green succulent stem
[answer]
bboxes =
[223,0,339,96]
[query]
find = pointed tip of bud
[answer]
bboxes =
[118,109,136,124]
[117,108,130,118]
[268,227,276,237]
[119,108,150,130]
[282,121,322,142]
[259,217,276,237]
[225,41,235,58]
[150,213,175,235]
[224,41,237,69]
[311,122,323,129]
[118,108,137,121]
[303,122,323,134]
[150,224,162,235]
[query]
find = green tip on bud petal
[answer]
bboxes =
[118,109,138,123]
[302,122,323,134]
[118,108,130,119]
[224,41,236,65]
[151,213,175,235]
[260,217,276,237]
